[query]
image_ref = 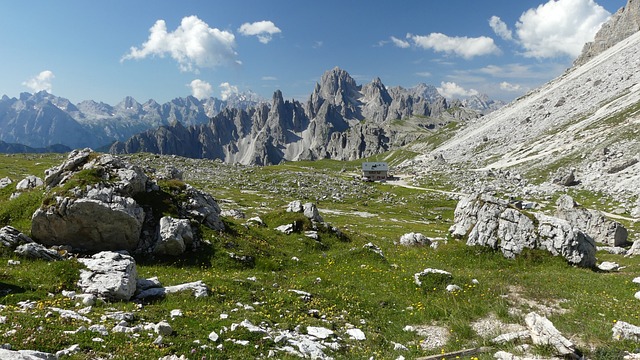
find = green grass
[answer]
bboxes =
[0,153,638,359]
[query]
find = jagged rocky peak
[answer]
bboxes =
[574,0,640,66]
[308,67,362,120]
[361,77,392,103]
[117,96,142,112]
[318,66,360,99]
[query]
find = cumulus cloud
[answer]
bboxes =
[390,36,410,48]
[121,15,238,72]
[489,16,513,41]
[23,70,55,93]
[437,81,479,98]
[408,33,500,59]
[500,81,522,91]
[515,0,610,58]
[219,82,239,101]
[238,20,281,44]
[189,79,213,99]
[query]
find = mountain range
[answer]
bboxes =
[0,74,502,157]
[0,90,263,150]
[109,69,499,164]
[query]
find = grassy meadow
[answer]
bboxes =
[0,152,639,359]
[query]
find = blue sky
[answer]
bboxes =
[0,0,626,105]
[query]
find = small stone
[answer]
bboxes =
[307,326,334,339]
[155,321,173,336]
[346,328,366,340]
[208,330,219,342]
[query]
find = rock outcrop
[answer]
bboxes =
[30,149,224,255]
[399,232,431,246]
[77,251,138,301]
[555,194,628,246]
[450,194,596,267]
[574,0,640,66]
[154,217,194,256]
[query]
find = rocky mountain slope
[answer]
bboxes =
[574,0,640,66]
[0,91,262,150]
[110,68,482,165]
[408,0,640,208]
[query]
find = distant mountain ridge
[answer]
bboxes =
[0,91,264,150]
[110,67,487,165]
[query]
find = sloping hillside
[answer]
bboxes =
[418,30,640,199]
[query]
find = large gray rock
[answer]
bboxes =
[14,243,62,261]
[399,232,431,246]
[556,194,627,246]
[15,175,43,191]
[303,202,324,222]
[450,194,596,267]
[31,190,145,252]
[181,185,224,231]
[0,177,12,189]
[612,320,640,341]
[535,214,597,267]
[0,226,33,249]
[286,200,304,213]
[525,312,577,356]
[0,349,56,360]
[77,251,138,301]
[154,216,193,256]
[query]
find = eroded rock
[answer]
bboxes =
[450,194,596,267]
[556,194,627,246]
[77,251,138,301]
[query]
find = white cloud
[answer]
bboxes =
[188,79,213,100]
[261,76,278,81]
[437,81,479,98]
[489,16,513,41]
[313,41,323,49]
[415,71,432,77]
[121,15,238,72]
[238,20,281,44]
[408,33,500,59]
[23,70,55,93]
[500,81,522,92]
[515,0,610,58]
[219,82,239,101]
[390,36,410,48]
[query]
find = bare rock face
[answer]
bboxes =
[450,194,596,267]
[15,175,43,191]
[31,187,145,252]
[399,232,431,246]
[0,225,33,248]
[575,0,640,66]
[154,216,194,256]
[14,242,63,261]
[525,312,577,357]
[181,185,225,231]
[555,194,628,246]
[77,251,138,301]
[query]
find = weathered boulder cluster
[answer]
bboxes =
[448,192,632,268]
[449,193,601,267]
[29,148,224,256]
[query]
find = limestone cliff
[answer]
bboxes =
[574,0,640,66]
